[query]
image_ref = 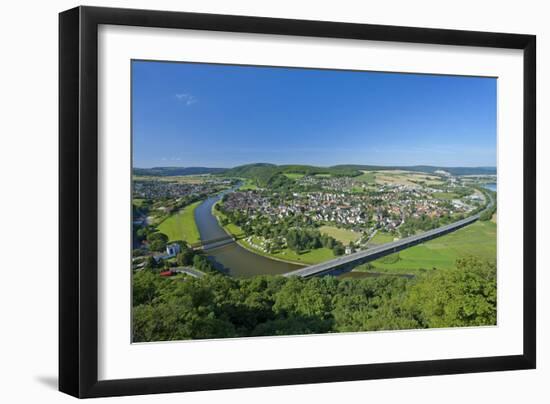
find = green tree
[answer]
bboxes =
[404,256,496,328]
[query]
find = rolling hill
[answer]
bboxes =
[133,164,496,182]
[133,167,226,177]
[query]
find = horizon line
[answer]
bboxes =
[133,163,497,170]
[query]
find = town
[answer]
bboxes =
[217,171,489,255]
[131,166,495,276]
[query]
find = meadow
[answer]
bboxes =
[157,201,202,244]
[283,173,305,180]
[369,231,396,245]
[319,225,361,244]
[355,170,376,184]
[432,191,460,200]
[240,235,335,265]
[358,220,496,273]
[238,178,259,190]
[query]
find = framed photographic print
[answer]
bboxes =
[59,6,536,398]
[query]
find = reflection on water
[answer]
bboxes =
[206,243,300,277]
[194,190,231,241]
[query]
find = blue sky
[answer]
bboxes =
[132,60,496,168]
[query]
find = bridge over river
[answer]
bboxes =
[191,235,236,250]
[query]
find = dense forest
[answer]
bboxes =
[132,256,496,342]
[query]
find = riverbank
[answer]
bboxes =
[193,192,299,276]
[210,202,330,266]
[239,235,333,266]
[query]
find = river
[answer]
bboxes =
[482,183,497,192]
[194,187,301,277]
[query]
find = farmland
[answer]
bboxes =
[373,170,445,187]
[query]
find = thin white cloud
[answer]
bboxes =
[175,93,197,106]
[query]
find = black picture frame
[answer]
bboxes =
[59,5,536,398]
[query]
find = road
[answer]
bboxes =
[172,266,206,278]
[283,190,494,278]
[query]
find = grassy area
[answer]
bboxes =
[240,236,335,265]
[319,225,361,244]
[283,173,305,180]
[356,171,376,184]
[369,231,396,245]
[157,201,201,244]
[238,178,259,190]
[211,202,246,238]
[432,192,460,200]
[360,220,496,273]
[352,186,369,194]
[211,204,334,265]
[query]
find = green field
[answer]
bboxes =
[355,171,376,184]
[319,225,361,244]
[369,231,396,245]
[432,192,460,200]
[283,173,305,180]
[240,236,335,265]
[157,201,201,244]
[359,220,496,273]
[238,178,259,190]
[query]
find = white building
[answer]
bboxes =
[165,243,181,258]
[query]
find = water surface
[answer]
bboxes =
[194,188,301,277]
[482,183,497,192]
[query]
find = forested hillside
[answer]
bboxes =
[132,256,496,342]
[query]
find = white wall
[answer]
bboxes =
[0,0,546,402]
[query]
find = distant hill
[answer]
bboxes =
[330,165,496,176]
[221,163,280,186]
[133,167,226,177]
[133,164,496,181]
[222,163,366,186]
